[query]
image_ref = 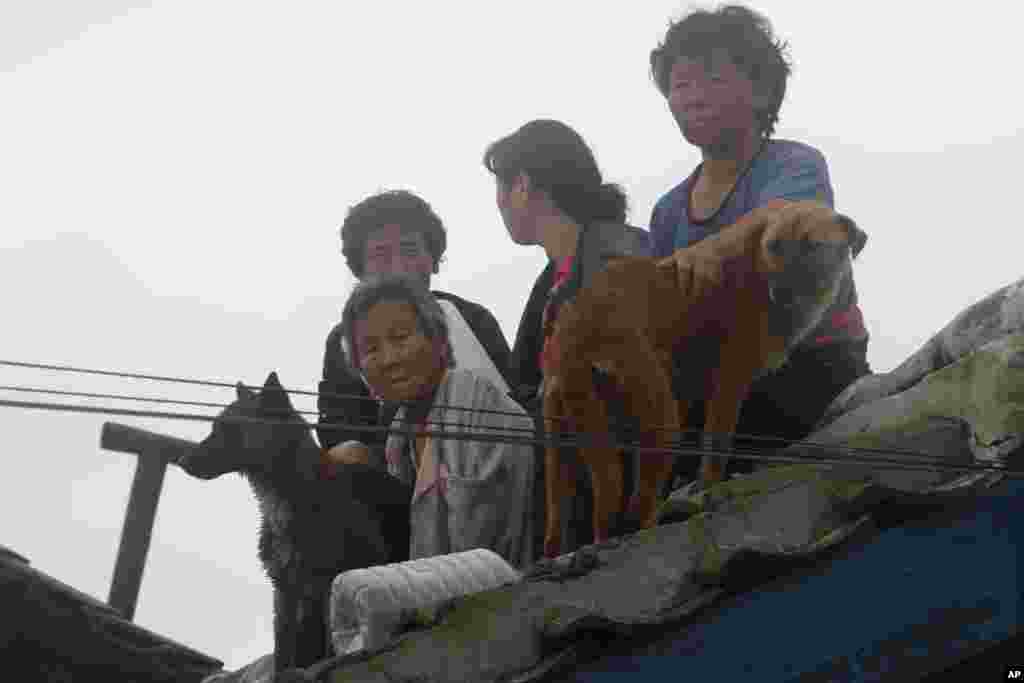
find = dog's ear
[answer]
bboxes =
[236,381,254,401]
[837,214,867,258]
[262,371,290,406]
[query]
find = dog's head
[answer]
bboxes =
[757,202,865,312]
[179,371,304,480]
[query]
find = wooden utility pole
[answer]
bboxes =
[99,422,197,622]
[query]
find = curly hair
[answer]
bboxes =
[649,4,792,138]
[339,190,447,279]
[483,119,628,226]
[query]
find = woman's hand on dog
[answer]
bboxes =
[327,441,372,465]
[653,200,783,297]
[656,199,837,295]
[320,441,372,478]
[656,239,728,301]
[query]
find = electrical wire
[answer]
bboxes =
[0,359,937,459]
[0,381,953,467]
[0,384,539,435]
[1,396,1019,477]
[0,359,535,419]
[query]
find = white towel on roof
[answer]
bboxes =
[330,548,521,655]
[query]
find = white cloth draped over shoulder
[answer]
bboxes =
[438,299,510,396]
[383,368,536,570]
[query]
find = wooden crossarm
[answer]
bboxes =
[99,421,198,622]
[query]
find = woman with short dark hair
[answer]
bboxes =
[338,190,448,282]
[317,189,513,464]
[647,5,870,487]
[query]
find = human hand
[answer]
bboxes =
[323,441,372,468]
[656,239,727,301]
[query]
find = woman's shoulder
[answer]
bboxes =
[443,369,529,422]
[582,221,652,258]
[762,139,829,167]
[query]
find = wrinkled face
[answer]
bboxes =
[362,224,436,287]
[354,300,447,402]
[667,50,760,149]
[495,175,540,246]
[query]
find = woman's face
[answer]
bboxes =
[495,174,539,246]
[353,299,447,403]
[362,223,436,287]
[667,50,759,150]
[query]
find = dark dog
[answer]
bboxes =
[179,371,411,673]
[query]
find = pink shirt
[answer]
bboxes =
[539,255,575,376]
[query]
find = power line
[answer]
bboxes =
[0,360,257,393]
[1,396,1019,478]
[0,359,936,458]
[0,384,539,436]
[0,380,953,465]
[0,358,530,419]
[0,385,238,413]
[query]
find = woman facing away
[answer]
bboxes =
[483,118,651,412]
[333,274,536,570]
[482,118,653,554]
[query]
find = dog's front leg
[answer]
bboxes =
[543,381,575,559]
[292,593,330,668]
[701,332,762,486]
[604,342,677,531]
[654,398,692,502]
[558,359,620,548]
[585,441,622,545]
[272,587,299,672]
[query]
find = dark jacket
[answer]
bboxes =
[508,263,555,412]
[316,291,513,451]
[508,222,652,412]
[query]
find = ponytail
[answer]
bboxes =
[588,182,628,224]
[483,119,631,226]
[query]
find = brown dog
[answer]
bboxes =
[541,201,866,558]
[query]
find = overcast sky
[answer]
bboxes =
[2,0,1022,670]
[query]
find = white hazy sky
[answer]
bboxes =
[2,0,1022,670]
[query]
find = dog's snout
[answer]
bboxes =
[177,445,226,479]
